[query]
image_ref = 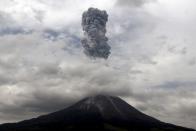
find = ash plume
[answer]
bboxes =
[81,8,111,59]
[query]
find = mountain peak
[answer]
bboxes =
[73,95,160,123]
[82,94,119,106]
[77,95,125,119]
[85,94,112,102]
[0,95,195,131]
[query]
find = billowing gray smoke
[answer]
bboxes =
[81,8,111,59]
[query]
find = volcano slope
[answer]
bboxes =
[0,95,195,131]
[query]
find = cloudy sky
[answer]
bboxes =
[0,0,196,129]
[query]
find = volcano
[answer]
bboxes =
[0,95,194,131]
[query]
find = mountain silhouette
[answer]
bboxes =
[0,95,195,131]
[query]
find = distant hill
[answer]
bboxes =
[0,95,195,131]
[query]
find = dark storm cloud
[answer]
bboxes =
[0,11,31,36]
[81,8,111,59]
[116,0,156,7]
[0,11,11,24]
[167,46,188,55]
[20,92,78,112]
[43,29,60,40]
[154,81,196,89]
[43,29,81,47]
[188,57,196,66]
[0,75,14,86]
[0,58,132,122]
[32,9,45,23]
[0,27,31,36]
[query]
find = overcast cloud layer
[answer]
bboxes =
[0,0,196,129]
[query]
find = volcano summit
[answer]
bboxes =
[0,95,194,131]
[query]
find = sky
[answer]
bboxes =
[0,0,196,129]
